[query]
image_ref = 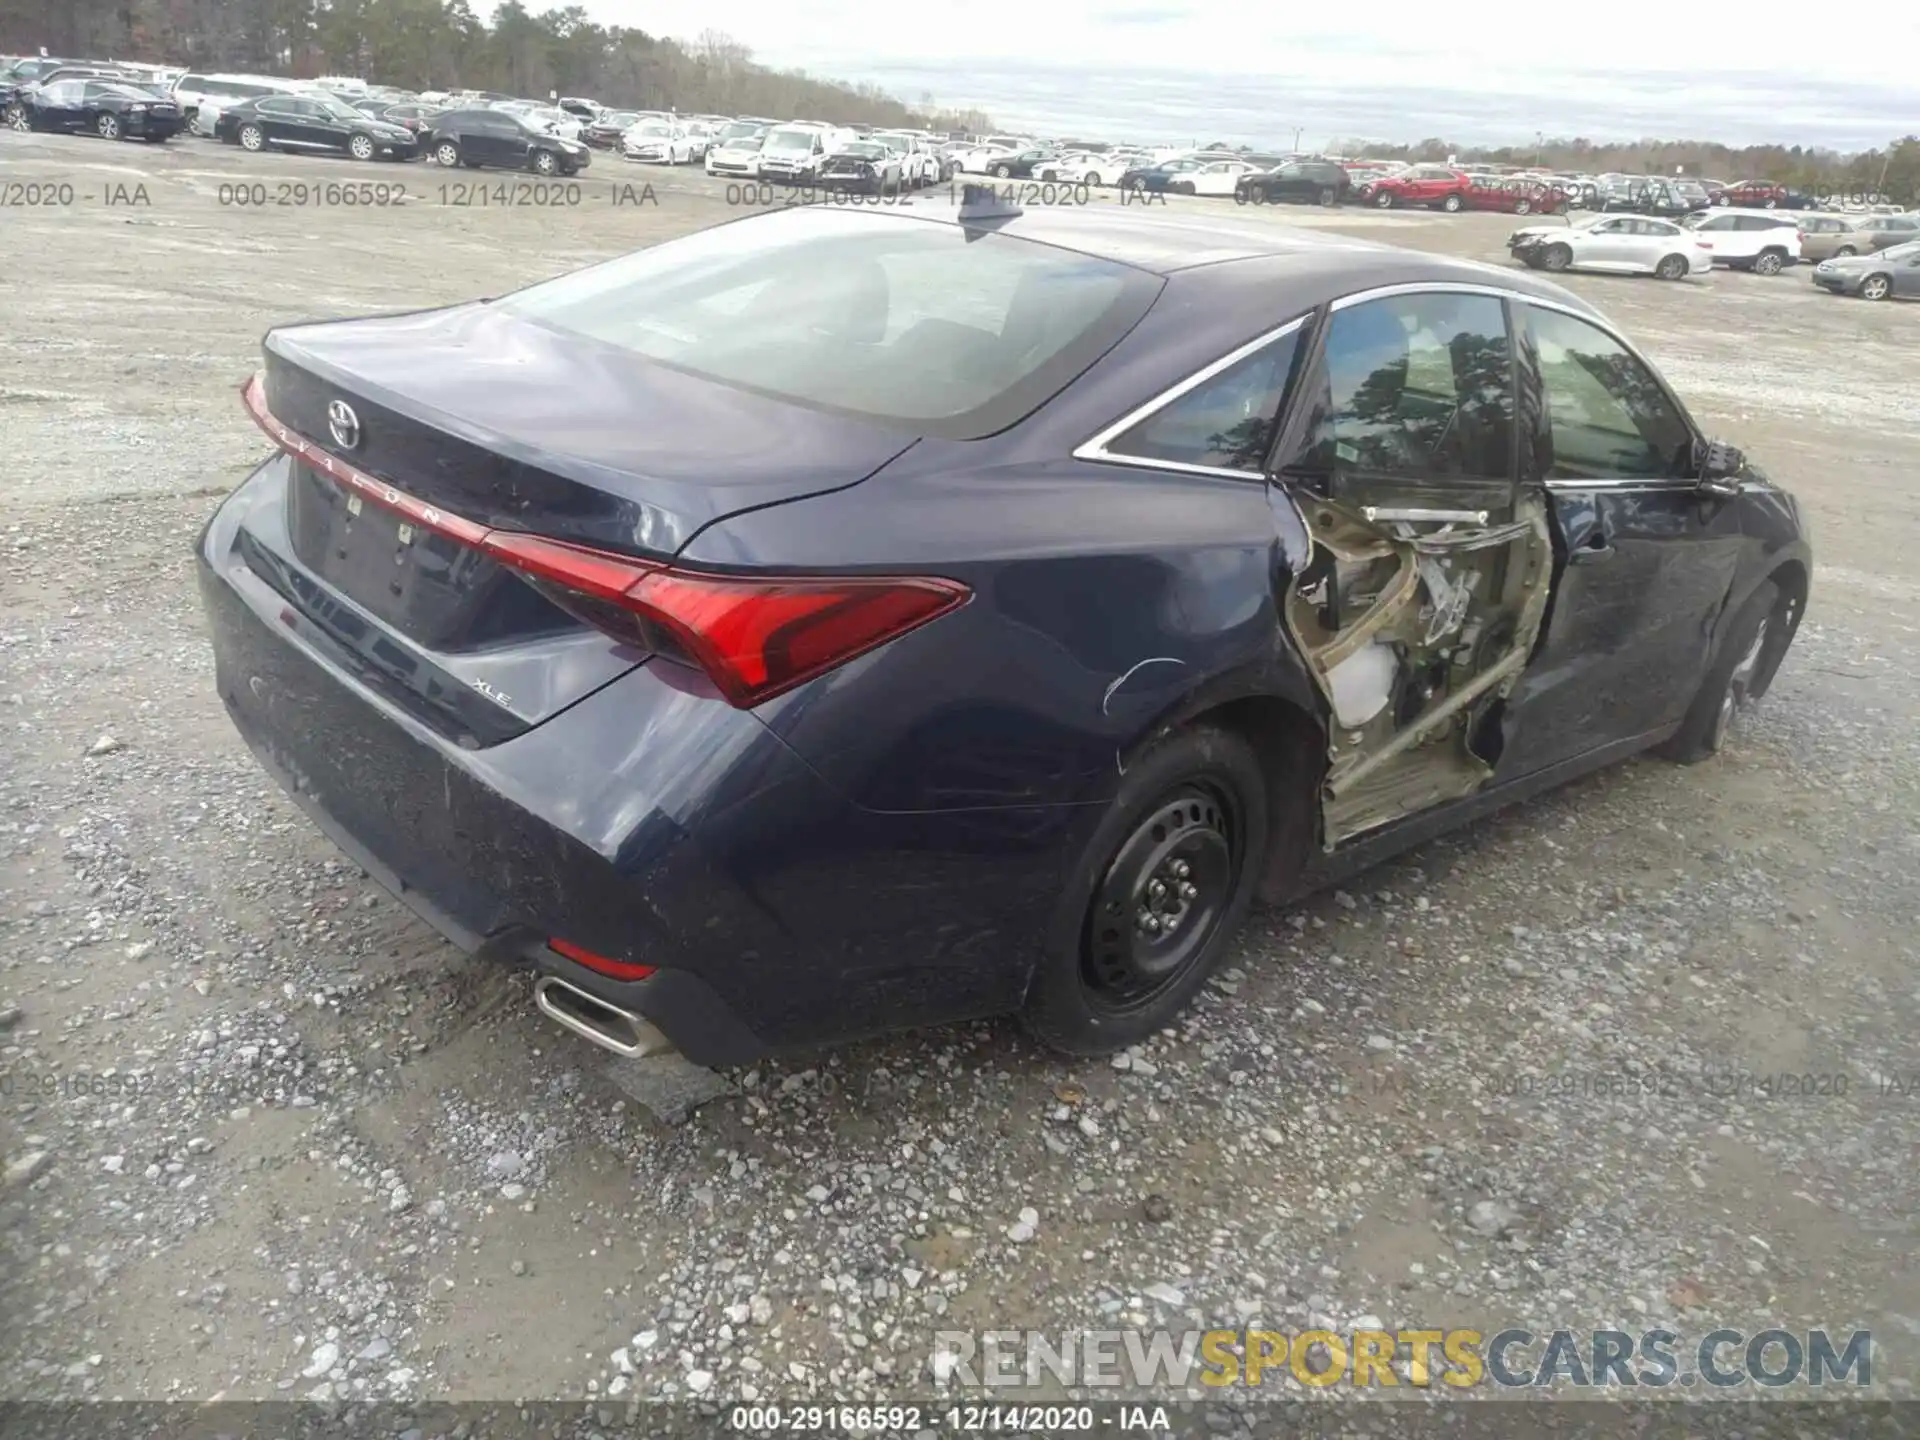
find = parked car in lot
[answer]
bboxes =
[621,117,697,165]
[1708,179,1816,210]
[1606,177,1709,217]
[1845,212,1920,252]
[424,107,590,174]
[9,77,183,141]
[1465,175,1568,216]
[870,131,941,186]
[1811,239,1920,300]
[1794,213,1867,262]
[218,93,419,161]
[981,147,1059,179]
[818,140,905,195]
[584,109,639,149]
[377,102,443,146]
[1679,209,1802,273]
[1362,164,1473,211]
[202,203,1808,1066]
[705,131,766,178]
[1044,151,1126,187]
[1236,159,1353,206]
[1509,213,1713,278]
[171,72,305,133]
[757,123,853,183]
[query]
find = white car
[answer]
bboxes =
[706,133,766,178]
[1161,158,1260,196]
[622,118,696,164]
[681,120,716,160]
[757,123,853,183]
[1679,208,1804,273]
[521,105,584,142]
[871,131,939,187]
[1034,151,1111,184]
[1507,214,1714,279]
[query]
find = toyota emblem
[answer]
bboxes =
[326,399,362,451]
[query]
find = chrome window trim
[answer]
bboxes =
[1072,315,1308,477]
[1074,279,1697,487]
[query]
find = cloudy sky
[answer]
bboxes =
[487,0,1918,150]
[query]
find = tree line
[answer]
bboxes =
[1333,134,1920,201]
[0,0,996,133]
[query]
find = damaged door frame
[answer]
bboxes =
[1261,280,1558,849]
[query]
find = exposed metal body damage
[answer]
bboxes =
[1283,492,1553,845]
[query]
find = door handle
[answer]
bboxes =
[1569,530,1614,564]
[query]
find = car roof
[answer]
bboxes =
[861,201,1605,307]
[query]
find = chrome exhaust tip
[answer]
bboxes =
[534,975,673,1059]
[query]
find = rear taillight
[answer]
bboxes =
[241,373,969,707]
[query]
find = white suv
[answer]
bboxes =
[1680,209,1803,274]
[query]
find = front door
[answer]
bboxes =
[1494,301,1745,778]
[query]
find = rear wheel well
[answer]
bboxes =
[1170,695,1325,904]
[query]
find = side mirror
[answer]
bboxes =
[1696,439,1744,496]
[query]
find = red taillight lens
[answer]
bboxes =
[240,373,970,708]
[548,938,655,981]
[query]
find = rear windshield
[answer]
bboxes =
[497,206,1160,438]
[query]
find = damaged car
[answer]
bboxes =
[198,201,1810,1069]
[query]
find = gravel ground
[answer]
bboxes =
[2,130,1918,1412]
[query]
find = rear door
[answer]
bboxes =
[1495,301,1744,777]
[36,79,86,130]
[1266,287,1558,843]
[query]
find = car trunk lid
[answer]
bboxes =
[245,303,920,741]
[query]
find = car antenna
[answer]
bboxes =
[956,181,1022,239]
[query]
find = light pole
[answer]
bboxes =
[1534,131,1543,167]
[1292,126,1302,152]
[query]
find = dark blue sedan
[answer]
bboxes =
[198,197,1810,1068]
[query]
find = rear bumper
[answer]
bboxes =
[198,459,1088,1064]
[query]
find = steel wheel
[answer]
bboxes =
[97,113,122,140]
[1861,274,1892,301]
[532,149,557,174]
[1081,783,1240,1014]
[434,141,459,166]
[1441,193,1463,212]
[1708,617,1769,751]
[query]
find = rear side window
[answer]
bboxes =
[498,207,1162,439]
[1107,328,1302,473]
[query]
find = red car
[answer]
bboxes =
[1464,175,1569,216]
[1361,164,1473,212]
[1707,178,1824,210]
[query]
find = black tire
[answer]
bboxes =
[1752,248,1786,276]
[1514,197,1532,215]
[1440,192,1463,212]
[3,102,25,131]
[348,133,375,162]
[1832,245,1857,258]
[1318,185,1337,206]
[1654,253,1689,280]
[238,122,265,152]
[1020,726,1271,1055]
[993,163,1012,178]
[1175,180,1196,195]
[1660,580,1788,763]
[531,148,558,175]
[97,112,123,141]
[1541,243,1573,272]
[1860,273,1893,300]
[1372,187,1393,208]
[433,140,460,167]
